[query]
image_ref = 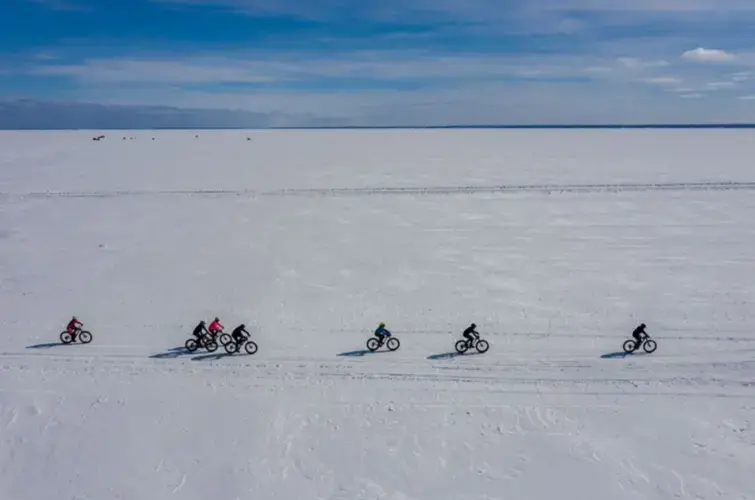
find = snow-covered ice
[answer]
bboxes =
[1,129,753,500]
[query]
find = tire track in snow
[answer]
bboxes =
[2,352,754,400]
[171,474,187,494]
[2,180,755,200]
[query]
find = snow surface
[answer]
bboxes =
[1,129,754,500]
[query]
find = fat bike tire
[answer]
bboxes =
[244,341,258,355]
[643,339,657,353]
[455,340,469,354]
[386,337,400,351]
[622,340,636,354]
[475,339,489,353]
[366,337,380,352]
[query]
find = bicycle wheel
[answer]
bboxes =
[78,331,93,344]
[224,342,238,354]
[244,341,258,355]
[386,337,400,351]
[366,337,380,351]
[622,340,636,353]
[475,339,489,353]
[643,339,657,353]
[185,338,199,352]
[455,340,469,354]
[60,332,73,344]
[205,340,218,353]
[219,334,232,346]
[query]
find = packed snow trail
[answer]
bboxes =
[3,179,755,199]
[2,341,753,500]
[1,130,754,500]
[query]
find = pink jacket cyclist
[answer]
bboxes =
[209,317,224,335]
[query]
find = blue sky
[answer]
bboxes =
[2,0,755,126]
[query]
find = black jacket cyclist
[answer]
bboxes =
[463,323,479,345]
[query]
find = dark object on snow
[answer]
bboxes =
[366,334,400,352]
[622,325,657,354]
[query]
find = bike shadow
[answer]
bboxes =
[427,351,482,361]
[27,342,71,349]
[191,352,230,362]
[150,347,194,360]
[427,351,461,360]
[338,349,389,357]
[601,351,649,359]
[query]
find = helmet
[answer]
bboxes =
[199,320,205,325]
[72,316,77,320]
[239,324,245,329]
[471,323,476,328]
[640,323,646,328]
[379,322,385,327]
[214,317,219,322]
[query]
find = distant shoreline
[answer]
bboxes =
[3,124,755,131]
[274,124,755,130]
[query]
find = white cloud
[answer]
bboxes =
[682,48,737,63]
[617,57,669,70]
[585,66,612,74]
[705,81,737,89]
[27,53,620,85]
[738,95,755,100]
[732,72,752,82]
[641,76,683,86]
[679,93,703,99]
[32,59,278,84]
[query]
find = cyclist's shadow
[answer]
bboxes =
[150,347,194,359]
[427,351,461,360]
[427,351,483,360]
[27,342,71,349]
[192,353,230,362]
[338,349,389,357]
[601,351,648,359]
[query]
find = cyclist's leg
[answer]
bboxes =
[632,333,642,350]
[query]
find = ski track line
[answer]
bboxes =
[0,351,740,373]
[3,347,754,374]
[2,353,753,399]
[3,349,754,374]
[2,180,755,200]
